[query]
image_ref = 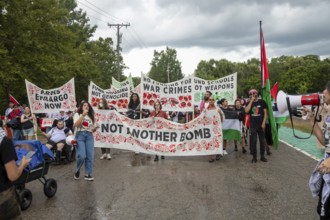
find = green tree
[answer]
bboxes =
[148,46,184,83]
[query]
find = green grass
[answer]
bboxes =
[282,117,314,134]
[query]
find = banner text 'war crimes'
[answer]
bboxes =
[101,124,211,142]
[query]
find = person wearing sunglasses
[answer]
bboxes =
[245,89,268,163]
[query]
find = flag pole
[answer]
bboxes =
[260,20,263,92]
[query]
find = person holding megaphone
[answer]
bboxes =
[245,89,268,163]
[305,81,330,219]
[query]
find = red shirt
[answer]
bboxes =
[150,110,168,119]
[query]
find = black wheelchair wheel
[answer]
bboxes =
[44,178,57,198]
[19,189,32,211]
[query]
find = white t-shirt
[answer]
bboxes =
[73,113,94,133]
[48,127,72,143]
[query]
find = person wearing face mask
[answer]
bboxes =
[245,89,268,163]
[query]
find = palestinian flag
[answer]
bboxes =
[9,94,19,105]
[222,109,241,141]
[260,22,279,148]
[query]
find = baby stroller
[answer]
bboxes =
[13,140,57,211]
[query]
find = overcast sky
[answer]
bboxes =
[76,0,330,78]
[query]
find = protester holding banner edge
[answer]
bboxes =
[207,96,225,163]
[98,98,113,160]
[234,99,248,154]
[150,100,168,161]
[20,106,36,140]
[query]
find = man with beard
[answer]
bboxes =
[196,91,212,115]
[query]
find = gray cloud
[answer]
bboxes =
[78,0,330,59]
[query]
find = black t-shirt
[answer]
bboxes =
[247,99,267,129]
[0,136,17,192]
[234,106,245,122]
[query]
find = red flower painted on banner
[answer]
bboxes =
[106,135,112,143]
[100,114,107,122]
[134,121,142,127]
[169,144,176,153]
[196,143,203,151]
[94,131,102,141]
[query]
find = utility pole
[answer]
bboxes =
[108,23,130,80]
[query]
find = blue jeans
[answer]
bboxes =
[13,129,22,141]
[75,131,94,175]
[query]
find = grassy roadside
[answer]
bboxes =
[282,116,314,134]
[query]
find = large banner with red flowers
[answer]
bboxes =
[89,81,130,112]
[25,78,76,113]
[94,109,223,156]
[141,74,194,112]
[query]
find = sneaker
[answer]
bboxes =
[74,171,80,180]
[100,154,106,160]
[223,150,228,156]
[215,154,221,160]
[154,155,159,162]
[84,174,94,181]
[106,154,111,160]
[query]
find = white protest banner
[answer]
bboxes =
[194,73,237,105]
[94,109,223,156]
[41,118,54,127]
[89,81,130,112]
[26,78,76,113]
[141,74,194,111]
[131,84,141,94]
[111,73,134,90]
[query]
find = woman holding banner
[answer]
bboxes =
[150,100,168,161]
[73,101,98,181]
[20,106,36,140]
[207,96,224,163]
[98,98,113,160]
[126,93,149,120]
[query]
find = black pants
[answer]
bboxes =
[250,126,266,158]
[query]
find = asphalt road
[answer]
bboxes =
[21,141,319,220]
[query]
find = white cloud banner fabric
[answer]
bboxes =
[94,109,223,156]
[25,78,76,113]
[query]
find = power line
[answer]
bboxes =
[77,1,146,48]
[84,0,128,24]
